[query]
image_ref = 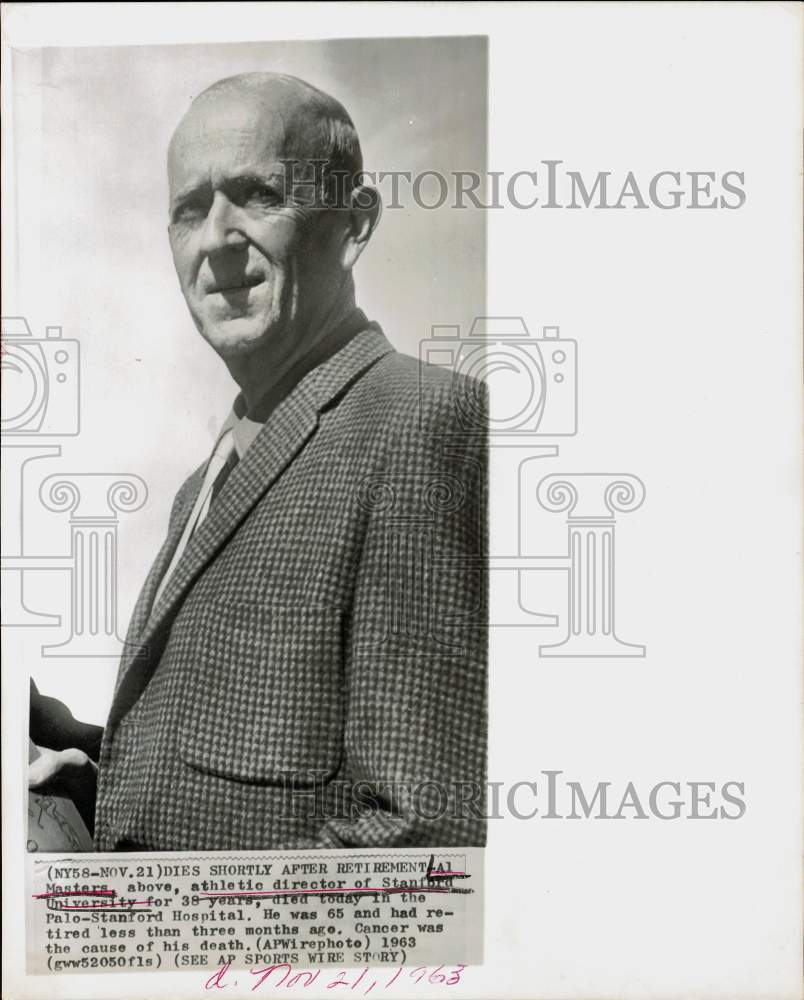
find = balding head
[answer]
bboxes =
[169,72,363,208]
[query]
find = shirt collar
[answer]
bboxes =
[220,408,263,461]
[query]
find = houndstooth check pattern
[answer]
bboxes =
[94,322,488,851]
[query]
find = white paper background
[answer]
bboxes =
[2,3,801,999]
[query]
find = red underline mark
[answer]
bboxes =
[32,890,151,908]
[32,890,116,899]
[200,886,453,898]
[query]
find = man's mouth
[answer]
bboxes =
[206,274,264,295]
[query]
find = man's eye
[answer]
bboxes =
[173,200,208,225]
[237,181,282,208]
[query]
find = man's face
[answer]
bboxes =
[167,94,342,361]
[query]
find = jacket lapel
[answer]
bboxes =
[122,477,201,646]
[108,324,394,725]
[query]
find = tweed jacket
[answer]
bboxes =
[94,322,487,851]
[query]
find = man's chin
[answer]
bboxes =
[199,317,279,359]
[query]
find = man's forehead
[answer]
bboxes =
[168,89,324,187]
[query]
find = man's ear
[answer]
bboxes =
[340,185,382,270]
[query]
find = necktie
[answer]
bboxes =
[152,429,237,609]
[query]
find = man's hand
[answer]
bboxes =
[29,744,96,786]
[29,745,98,834]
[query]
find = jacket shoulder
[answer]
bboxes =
[357,349,487,437]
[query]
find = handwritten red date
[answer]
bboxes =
[205,961,466,993]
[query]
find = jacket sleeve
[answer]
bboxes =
[312,379,488,847]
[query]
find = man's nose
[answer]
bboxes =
[199,191,247,256]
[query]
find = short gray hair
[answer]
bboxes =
[195,72,363,207]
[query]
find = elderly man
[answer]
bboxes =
[30,72,487,851]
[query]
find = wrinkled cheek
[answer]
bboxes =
[168,231,195,279]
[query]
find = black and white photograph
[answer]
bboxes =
[20,36,489,854]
